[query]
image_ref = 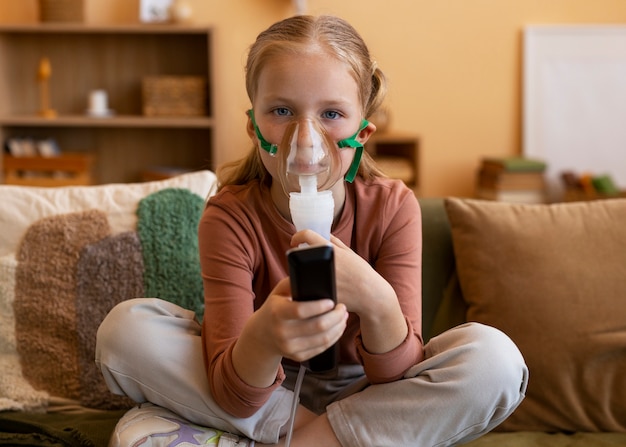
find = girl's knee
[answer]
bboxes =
[97,298,145,361]
[453,323,528,401]
[416,323,529,439]
[95,298,202,403]
[427,322,528,397]
[97,298,185,362]
[465,323,526,377]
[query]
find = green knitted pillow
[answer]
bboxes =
[137,188,206,320]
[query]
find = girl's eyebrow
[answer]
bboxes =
[261,87,353,102]
[257,95,295,107]
[264,98,352,110]
[319,97,352,107]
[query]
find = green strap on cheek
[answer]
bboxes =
[247,109,277,155]
[338,119,369,183]
[344,147,363,183]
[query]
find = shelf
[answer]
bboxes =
[0,115,215,128]
[365,132,419,189]
[0,23,214,185]
[0,23,213,34]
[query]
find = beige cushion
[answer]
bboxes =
[445,197,626,432]
[0,171,216,258]
[0,171,217,412]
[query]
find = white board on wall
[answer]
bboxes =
[523,25,626,196]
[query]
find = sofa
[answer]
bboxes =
[0,171,625,446]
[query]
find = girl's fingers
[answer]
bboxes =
[265,251,349,360]
[281,304,348,362]
[290,229,330,248]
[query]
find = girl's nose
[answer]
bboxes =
[296,120,315,150]
[292,120,322,166]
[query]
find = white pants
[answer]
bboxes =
[95,298,528,446]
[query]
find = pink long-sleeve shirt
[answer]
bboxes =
[199,176,423,417]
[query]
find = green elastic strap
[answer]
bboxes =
[247,109,277,155]
[338,119,369,183]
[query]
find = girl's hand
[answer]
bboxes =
[291,230,408,356]
[233,276,348,388]
[262,277,348,363]
[290,230,395,318]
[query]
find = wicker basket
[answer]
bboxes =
[142,76,208,117]
[3,153,94,187]
[39,0,84,22]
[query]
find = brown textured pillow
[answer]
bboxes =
[445,197,626,432]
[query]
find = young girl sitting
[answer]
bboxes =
[97,14,527,447]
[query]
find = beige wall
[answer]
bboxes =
[3,1,626,197]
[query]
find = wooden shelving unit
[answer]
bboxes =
[365,132,419,190]
[0,23,214,184]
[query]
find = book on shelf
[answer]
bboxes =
[478,169,546,190]
[476,156,547,204]
[481,156,547,173]
[560,171,624,201]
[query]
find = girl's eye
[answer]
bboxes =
[273,108,292,117]
[322,110,341,120]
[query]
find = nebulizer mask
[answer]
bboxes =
[248,110,368,240]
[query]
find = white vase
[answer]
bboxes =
[170,0,193,24]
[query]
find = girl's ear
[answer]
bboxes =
[356,121,377,145]
[246,113,257,140]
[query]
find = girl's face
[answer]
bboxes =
[247,46,374,193]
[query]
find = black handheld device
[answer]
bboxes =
[287,244,338,372]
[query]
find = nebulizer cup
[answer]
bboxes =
[276,119,341,240]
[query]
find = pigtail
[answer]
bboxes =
[366,64,388,119]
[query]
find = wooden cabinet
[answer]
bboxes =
[0,23,213,184]
[365,132,419,190]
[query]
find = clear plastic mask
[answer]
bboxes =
[276,119,341,194]
[248,110,369,192]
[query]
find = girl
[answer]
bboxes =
[97,15,527,447]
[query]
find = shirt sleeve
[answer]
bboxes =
[355,318,423,383]
[205,340,286,417]
[198,196,285,418]
[355,183,425,382]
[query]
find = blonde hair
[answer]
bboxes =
[218,15,387,189]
